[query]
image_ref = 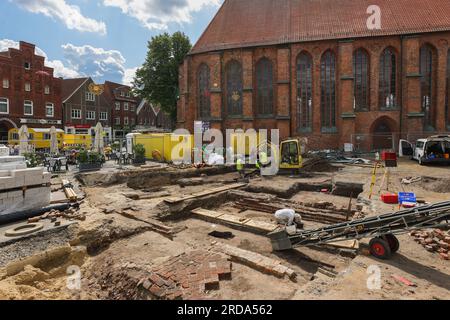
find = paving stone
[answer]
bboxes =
[140,249,233,300]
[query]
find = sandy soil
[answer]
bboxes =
[0,158,449,300]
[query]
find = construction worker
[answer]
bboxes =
[274,209,302,227]
[260,151,268,165]
[258,150,270,176]
[236,155,245,179]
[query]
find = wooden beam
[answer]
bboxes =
[165,183,247,204]
[191,207,279,234]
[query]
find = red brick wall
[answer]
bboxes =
[178,32,450,151]
[0,42,62,129]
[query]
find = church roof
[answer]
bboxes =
[191,0,450,54]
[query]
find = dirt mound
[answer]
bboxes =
[419,177,450,193]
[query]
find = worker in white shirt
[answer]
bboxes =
[274,209,302,227]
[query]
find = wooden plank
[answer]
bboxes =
[218,214,251,225]
[165,183,247,204]
[192,208,225,219]
[191,207,278,235]
[243,220,279,233]
[50,191,69,204]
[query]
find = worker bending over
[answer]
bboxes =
[274,209,302,227]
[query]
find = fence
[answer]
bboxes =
[349,131,450,153]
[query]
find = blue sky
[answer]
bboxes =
[0,0,222,85]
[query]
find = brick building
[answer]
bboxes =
[0,41,62,142]
[136,99,174,132]
[177,0,450,151]
[103,81,138,139]
[62,77,112,140]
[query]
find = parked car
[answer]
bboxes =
[399,135,450,165]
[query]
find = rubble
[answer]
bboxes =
[410,229,450,259]
[139,250,232,300]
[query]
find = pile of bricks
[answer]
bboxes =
[140,250,232,300]
[411,229,450,260]
[215,243,297,281]
[0,155,51,215]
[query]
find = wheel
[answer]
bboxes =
[369,237,392,260]
[384,234,400,253]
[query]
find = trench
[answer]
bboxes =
[1,164,365,300]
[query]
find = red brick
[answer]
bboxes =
[439,253,449,260]
[142,280,152,290]
[149,274,166,287]
[149,285,166,298]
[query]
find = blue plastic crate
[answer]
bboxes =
[398,192,417,204]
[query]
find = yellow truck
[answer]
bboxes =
[8,128,65,150]
[8,128,92,151]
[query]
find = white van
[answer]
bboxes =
[399,135,450,165]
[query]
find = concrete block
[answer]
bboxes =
[13,176,26,189]
[24,174,44,187]
[42,172,51,184]
[0,171,11,177]
[11,167,44,178]
[7,190,23,199]
[0,163,27,171]
[0,186,50,216]
[0,156,25,163]
[0,146,9,157]
[0,176,15,191]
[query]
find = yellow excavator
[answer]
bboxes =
[256,138,304,174]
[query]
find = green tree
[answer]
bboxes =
[133,32,192,122]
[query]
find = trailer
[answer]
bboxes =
[269,201,450,259]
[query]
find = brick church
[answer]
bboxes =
[177,0,450,151]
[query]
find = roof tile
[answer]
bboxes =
[191,0,450,54]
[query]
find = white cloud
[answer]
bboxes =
[46,60,81,78]
[61,43,138,84]
[123,67,138,86]
[103,0,222,30]
[0,39,80,78]
[12,0,107,35]
[0,39,137,84]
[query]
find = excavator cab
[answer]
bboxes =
[280,139,303,170]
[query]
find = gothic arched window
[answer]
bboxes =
[320,50,337,131]
[255,58,274,116]
[198,64,211,118]
[420,44,436,131]
[353,48,370,111]
[225,60,243,116]
[296,52,313,132]
[379,48,397,110]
